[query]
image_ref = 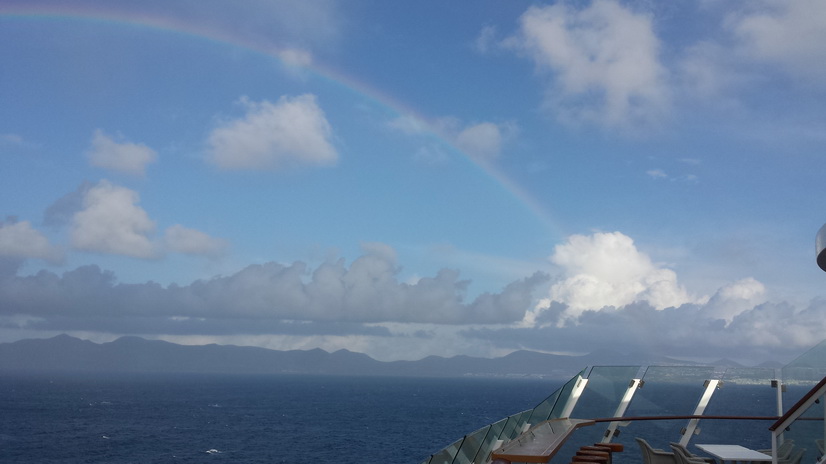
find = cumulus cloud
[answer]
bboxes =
[474,25,499,54]
[207,95,338,171]
[475,230,826,362]
[446,120,517,162]
[276,47,314,68]
[454,122,507,162]
[506,0,670,129]
[43,181,94,228]
[164,225,228,258]
[71,181,158,258]
[86,130,157,176]
[701,277,766,325]
[0,243,545,337]
[61,181,225,260]
[468,294,826,363]
[531,232,695,323]
[387,115,516,162]
[645,168,698,183]
[387,115,429,136]
[0,218,63,263]
[677,41,751,104]
[647,169,668,179]
[1,227,824,363]
[729,0,826,82]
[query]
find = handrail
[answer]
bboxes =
[769,375,826,431]
[766,376,826,464]
[591,415,780,423]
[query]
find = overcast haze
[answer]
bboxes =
[2,0,826,364]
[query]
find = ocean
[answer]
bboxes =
[0,372,559,464]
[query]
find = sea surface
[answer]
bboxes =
[0,372,559,464]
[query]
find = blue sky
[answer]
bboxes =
[2,0,826,364]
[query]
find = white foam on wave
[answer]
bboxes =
[205,449,221,454]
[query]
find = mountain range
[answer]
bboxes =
[0,335,778,379]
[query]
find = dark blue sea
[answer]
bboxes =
[0,372,559,464]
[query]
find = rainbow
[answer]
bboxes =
[1,4,566,238]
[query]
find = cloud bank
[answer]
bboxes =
[1,230,823,362]
[0,242,547,332]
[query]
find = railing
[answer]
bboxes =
[769,376,826,464]
[420,340,826,464]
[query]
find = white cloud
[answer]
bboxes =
[702,277,766,325]
[729,0,826,82]
[276,48,313,68]
[677,41,749,103]
[387,115,429,136]
[647,169,668,179]
[207,95,338,171]
[164,225,228,258]
[508,0,670,129]
[2,227,824,363]
[49,182,223,260]
[71,180,157,258]
[645,168,698,183]
[388,114,516,162]
[454,122,505,162]
[534,231,695,322]
[0,219,63,263]
[474,25,499,54]
[0,243,544,327]
[86,130,157,176]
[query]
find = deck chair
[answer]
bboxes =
[759,440,795,460]
[780,448,805,464]
[670,443,716,464]
[635,438,677,464]
[670,444,710,464]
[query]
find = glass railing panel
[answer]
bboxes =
[428,437,463,464]
[697,367,777,450]
[574,365,641,419]
[568,366,643,452]
[451,425,490,464]
[514,409,534,437]
[471,417,508,464]
[500,410,530,441]
[528,369,586,425]
[777,391,824,464]
[528,387,562,425]
[782,340,826,408]
[626,366,717,416]
[548,369,588,420]
[621,366,718,449]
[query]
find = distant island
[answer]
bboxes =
[0,334,778,379]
